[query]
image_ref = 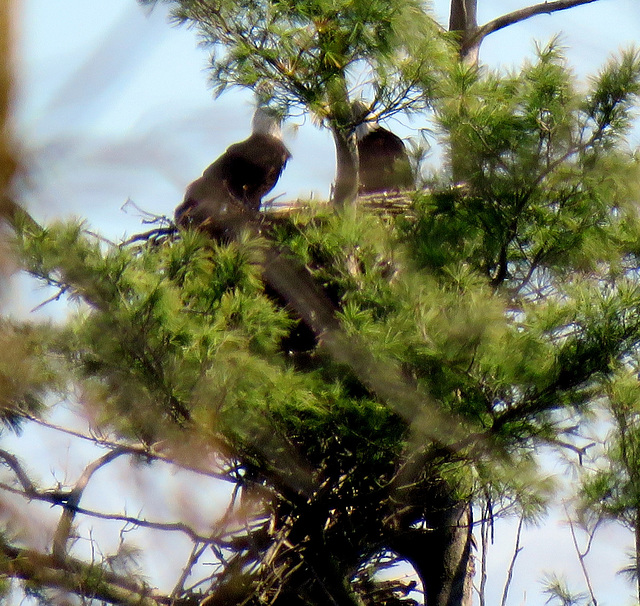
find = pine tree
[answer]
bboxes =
[138,0,446,206]
[2,2,640,606]
[579,368,640,603]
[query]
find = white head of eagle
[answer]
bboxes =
[175,106,291,229]
[251,106,284,139]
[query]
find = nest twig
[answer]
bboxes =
[357,191,415,216]
[262,190,417,219]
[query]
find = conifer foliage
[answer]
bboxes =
[2,2,640,606]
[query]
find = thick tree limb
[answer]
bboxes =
[0,448,38,493]
[463,0,601,58]
[0,195,40,233]
[449,0,477,32]
[0,538,162,606]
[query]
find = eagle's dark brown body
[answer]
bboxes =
[174,110,340,351]
[175,116,291,230]
[357,127,414,194]
[199,133,291,211]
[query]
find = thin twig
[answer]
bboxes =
[120,199,170,225]
[170,541,208,599]
[501,515,524,606]
[119,226,177,247]
[0,479,220,544]
[84,230,118,247]
[22,413,237,482]
[564,502,599,606]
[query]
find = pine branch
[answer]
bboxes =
[182,198,476,452]
[0,537,163,606]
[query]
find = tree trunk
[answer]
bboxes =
[447,0,479,184]
[399,8,481,602]
[325,71,359,208]
[448,0,480,63]
[331,124,359,208]
[392,501,474,606]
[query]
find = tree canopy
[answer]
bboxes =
[2,1,640,606]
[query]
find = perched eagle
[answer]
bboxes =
[353,101,414,194]
[173,107,339,350]
[175,107,291,229]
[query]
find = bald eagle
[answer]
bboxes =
[353,101,414,194]
[175,107,291,229]
[173,108,338,354]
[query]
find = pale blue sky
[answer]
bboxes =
[6,1,640,604]
[14,1,640,235]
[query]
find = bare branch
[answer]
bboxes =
[119,226,177,247]
[120,198,171,225]
[23,413,238,482]
[19,483,225,547]
[466,0,601,55]
[52,448,128,560]
[545,437,596,465]
[0,448,39,495]
[171,542,208,599]
[0,478,222,544]
[565,502,599,606]
[83,229,118,247]
[501,515,524,606]
[474,501,490,606]
[0,445,235,546]
[30,286,70,312]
